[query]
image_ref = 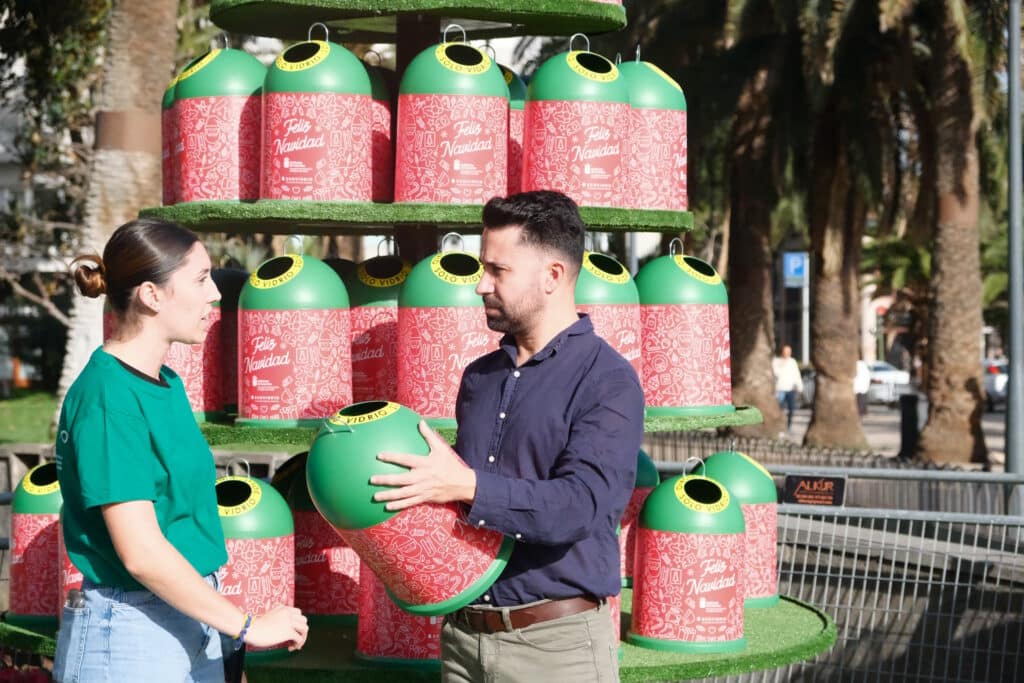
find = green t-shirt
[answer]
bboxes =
[55,347,227,590]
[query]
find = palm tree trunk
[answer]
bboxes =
[915,4,987,465]
[803,98,869,449]
[55,0,180,416]
[727,68,784,437]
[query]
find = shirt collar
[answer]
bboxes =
[499,314,593,365]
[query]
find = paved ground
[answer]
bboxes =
[782,403,1008,469]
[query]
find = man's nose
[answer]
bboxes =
[476,273,493,296]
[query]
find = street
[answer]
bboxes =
[784,404,1009,468]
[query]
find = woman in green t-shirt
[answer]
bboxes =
[53,218,308,682]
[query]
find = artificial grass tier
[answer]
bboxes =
[139,201,694,235]
[200,408,763,453]
[240,595,835,682]
[209,0,625,42]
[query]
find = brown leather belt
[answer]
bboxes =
[452,596,601,634]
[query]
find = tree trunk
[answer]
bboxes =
[803,98,869,449]
[915,7,987,465]
[727,68,784,438]
[55,0,180,417]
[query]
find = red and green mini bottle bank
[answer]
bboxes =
[635,241,733,416]
[629,474,746,653]
[619,449,659,587]
[619,55,687,211]
[9,463,62,631]
[396,244,499,427]
[356,560,442,669]
[500,63,527,196]
[161,75,179,205]
[262,37,372,201]
[217,475,295,663]
[395,32,508,204]
[346,252,411,403]
[237,254,351,427]
[306,401,514,615]
[164,300,224,421]
[173,48,265,202]
[575,250,641,380]
[523,35,630,208]
[287,461,360,625]
[703,450,779,607]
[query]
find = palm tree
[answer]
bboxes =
[55,0,181,412]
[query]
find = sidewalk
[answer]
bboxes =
[782,405,1007,468]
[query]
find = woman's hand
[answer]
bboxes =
[245,605,309,651]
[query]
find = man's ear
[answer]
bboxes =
[545,259,569,294]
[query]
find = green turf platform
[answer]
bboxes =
[201,407,763,453]
[139,201,694,235]
[209,0,626,42]
[0,593,832,681]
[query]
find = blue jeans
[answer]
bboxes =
[53,574,224,683]
[777,390,797,429]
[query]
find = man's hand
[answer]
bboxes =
[371,420,477,511]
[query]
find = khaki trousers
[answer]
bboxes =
[440,600,619,683]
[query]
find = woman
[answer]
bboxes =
[53,219,308,682]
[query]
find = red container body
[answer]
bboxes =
[175,95,261,202]
[356,562,442,663]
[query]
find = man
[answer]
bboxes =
[772,344,803,434]
[371,191,644,682]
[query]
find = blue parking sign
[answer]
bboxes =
[784,252,808,288]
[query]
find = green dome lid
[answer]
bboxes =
[13,462,62,514]
[364,62,393,102]
[306,401,428,530]
[635,448,660,488]
[345,255,411,307]
[398,251,485,308]
[212,268,249,312]
[162,76,178,109]
[499,64,527,110]
[575,251,638,306]
[618,60,687,111]
[324,257,358,281]
[702,450,777,504]
[640,475,745,534]
[635,253,728,305]
[174,48,266,100]
[400,42,508,98]
[527,51,629,104]
[239,254,349,311]
[217,475,294,539]
[265,40,371,95]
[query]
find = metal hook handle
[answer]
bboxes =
[669,237,684,257]
[219,33,229,49]
[228,458,251,478]
[284,234,304,255]
[482,43,496,60]
[635,44,642,62]
[440,232,465,252]
[683,455,705,476]
[364,49,383,66]
[443,24,467,44]
[308,22,329,42]
[614,52,622,66]
[377,236,399,257]
[584,233,596,253]
[569,33,591,53]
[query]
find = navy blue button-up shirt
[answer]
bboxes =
[455,314,644,606]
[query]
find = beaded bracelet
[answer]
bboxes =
[233,613,252,651]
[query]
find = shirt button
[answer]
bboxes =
[483,595,491,602]
[488,455,495,463]
[478,519,486,526]
[515,533,522,540]
[499,412,506,419]
[513,370,521,378]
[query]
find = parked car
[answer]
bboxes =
[867,361,914,406]
[983,359,1008,411]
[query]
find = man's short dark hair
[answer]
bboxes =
[482,191,586,276]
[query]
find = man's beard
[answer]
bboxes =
[483,298,525,337]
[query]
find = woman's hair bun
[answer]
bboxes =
[71,254,107,299]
